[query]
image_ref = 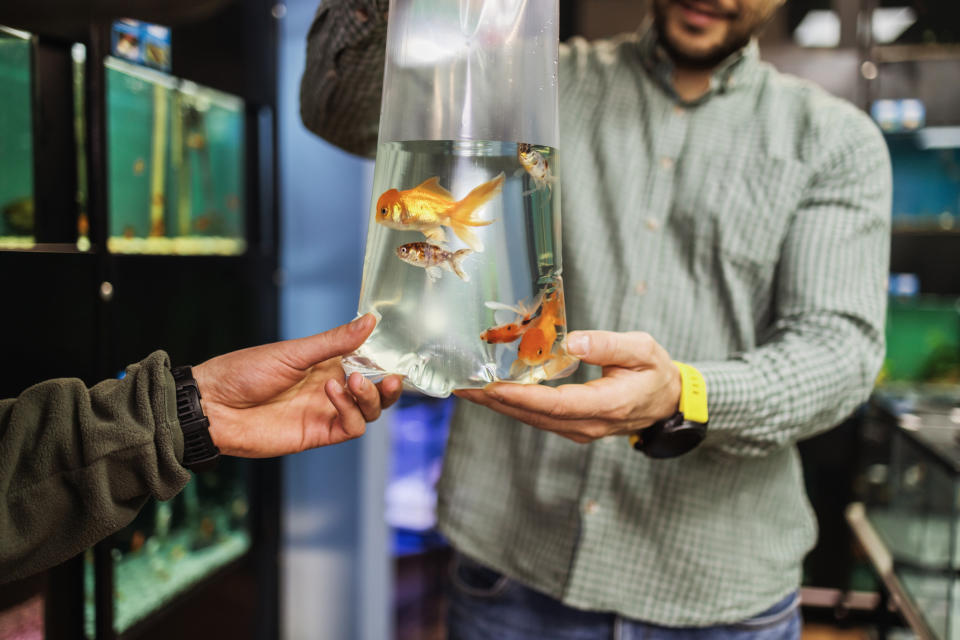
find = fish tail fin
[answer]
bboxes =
[451,226,483,253]
[509,357,528,379]
[447,172,504,252]
[451,248,472,282]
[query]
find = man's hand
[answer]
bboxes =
[192,314,403,457]
[455,331,681,444]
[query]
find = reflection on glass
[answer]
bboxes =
[866,388,960,640]
[0,27,34,249]
[81,459,251,635]
[0,592,44,639]
[74,43,91,251]
[105,57,245,255]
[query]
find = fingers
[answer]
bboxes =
[455,388,604,443]
[564,330,661,369]
[324,378,368,441]
[281,314,377,370]
[377,375,404,410]
[475,379,626,421]
[346,372,385,422]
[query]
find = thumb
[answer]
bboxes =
[564,330,658,369]
[280,314,376,369]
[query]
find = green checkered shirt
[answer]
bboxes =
[301,2,892,626]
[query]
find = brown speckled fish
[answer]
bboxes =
[396,242,472,283]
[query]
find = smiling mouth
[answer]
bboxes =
[674,0,738,21]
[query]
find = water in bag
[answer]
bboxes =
[342,0,577,397]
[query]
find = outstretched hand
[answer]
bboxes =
[455,331,681,443]
[192,314,403,457]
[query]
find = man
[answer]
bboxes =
[301,0,891,637]
[1,314,403,584]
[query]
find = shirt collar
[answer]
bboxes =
[636,26,760,106]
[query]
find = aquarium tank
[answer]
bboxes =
[0,27,34,249]
[105,57,245,255]
[84,458,251,637]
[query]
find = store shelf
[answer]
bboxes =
[873,44,960,64]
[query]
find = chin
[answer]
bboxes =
[667,26,725,57]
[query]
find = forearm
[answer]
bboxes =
[300,0,389,157]
[694,310,883,457]
[694,115,891,458]
[0,351,191,584]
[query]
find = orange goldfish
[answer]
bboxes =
[517,143,557,195]
[510,290,565,376]
[480,293,544,344]
[375,173,504,253]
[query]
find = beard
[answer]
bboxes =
[653,0,775,70]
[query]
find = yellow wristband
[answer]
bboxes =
[627,362,708,449]
[674,361,708,424]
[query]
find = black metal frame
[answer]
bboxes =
[0,1,281,637]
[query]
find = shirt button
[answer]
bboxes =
[645,218,660,231]
[634,281,648,295]
[660,156,674,170]
[584,500,599,515]
[673,105,686,116]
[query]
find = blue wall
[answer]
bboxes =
[277,0,390,637]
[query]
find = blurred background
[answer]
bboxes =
[0,0,958,639]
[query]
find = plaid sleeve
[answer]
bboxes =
[693,109,892,458]
[299,0,389,157]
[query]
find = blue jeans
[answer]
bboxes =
[447,554,801,640]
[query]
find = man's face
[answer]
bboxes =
[653,0,784,69]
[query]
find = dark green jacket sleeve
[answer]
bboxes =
[0,351,192,584]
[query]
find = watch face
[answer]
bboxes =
[635,414,707,459]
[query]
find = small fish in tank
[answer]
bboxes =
[396,241,472,283]
[517,143,557,194]
[375,172,504,252]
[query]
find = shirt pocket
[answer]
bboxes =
[672,155,811,273]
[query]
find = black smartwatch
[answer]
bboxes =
[631,413,707,459]
[171,365,220,471]
[629,361,709,459]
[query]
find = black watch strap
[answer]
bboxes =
[171,365,220,471]
[632,412,707,459]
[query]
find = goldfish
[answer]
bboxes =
[517,143,557,195]
[396,241,472,282]
[510,289,565,377]
[375,173,504,253]
[479,293,544,344]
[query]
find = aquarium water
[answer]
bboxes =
[342,139,578,397]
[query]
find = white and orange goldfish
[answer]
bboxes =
[479,292,544,344]
[510,289,565,377]
[517,143,557,195]
[376,173,504,253]
[396,242,472,282]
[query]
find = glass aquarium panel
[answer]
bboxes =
[0,27,34,249]
[883,296,960,384]
[887,135,960,231]
[107,459,251,634]
[106,57,245,255]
